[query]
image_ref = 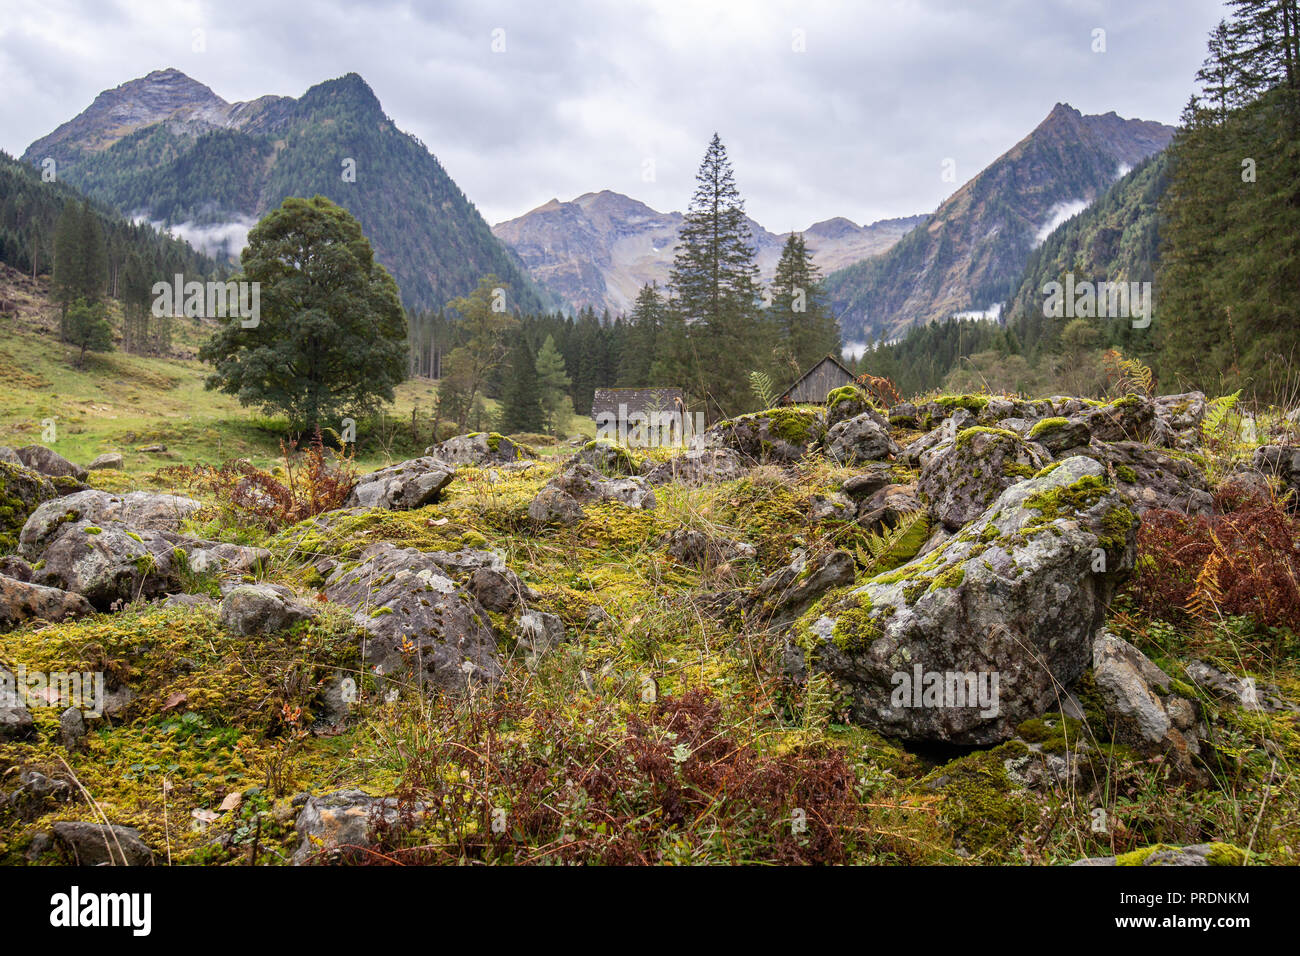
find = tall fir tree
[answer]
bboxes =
[499,333,543,433]
[535,334,573,435]
[769,233,841,380]
[669,133,763,417]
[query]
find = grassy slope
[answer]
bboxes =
[0,269,591,477]
[0,277,1294,866]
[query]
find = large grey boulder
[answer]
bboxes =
[323,543,501,693]
[746,549,856,631]
[19,489,201,558]
[24,520,269,610]
[823,412,899,465]
[220,583,319,636]
[346,456,454,510]
[87,452,125,471]
[702,407,826,463]
[546,463,656,510]
[433,432,533,466]
[787,456,1137,744]
[0,574,94,631]
[52,821,154,865]
[0,460,73,555]
[565,439,642,476]
[917,426,1046,531]
[1090,441,1214,515]
[1091,630,1204,766]
[644,448,746,485]
[16,445,87,482]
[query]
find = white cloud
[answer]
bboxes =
[1034,200,1088,245]
[0,0,1232,232]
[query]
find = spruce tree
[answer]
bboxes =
[770,233,841,377]
[499,334,543,433]
[669,133,762,416]
[535,334,573,435]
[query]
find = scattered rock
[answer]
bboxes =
[566,439,642,476]
[0,667,34,741]
[787,456,1137,744]
[516,610,566,654]
[703,406,826,463]
[917,426,1045,531]
[0,574,95,630]
[292,789,419,865]
[323,543,502,693]
[60,706,87,750]
[19,489,202,557]
[434,432,534,466]
[823,412,900,465]
[528,486,586,525]
[87,452,125,470]
[16,445,88,481]
[746,549,856,630]
[220,583,319,636]
[547,463,656,509]
[644,448,746,485]
[1071,842,1246,866]
[346,456,455,510]
[52,821,154,865]
[661,528,756,569]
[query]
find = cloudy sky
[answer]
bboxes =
[1,0,1228,230]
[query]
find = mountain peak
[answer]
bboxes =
[299,72,383,113]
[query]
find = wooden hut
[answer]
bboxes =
[778,355,856,404]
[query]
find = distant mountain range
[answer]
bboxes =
[823,104,1175,342]
[21,73,1177,338]
[22,68,555,314]
[492,190,923,316]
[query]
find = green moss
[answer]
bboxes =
[954,426,1021,449]
[1027,417,1068,438]
[1205,842,1247,866]
[1003,461,1036,479]
[83,525,102,534]
[934,394,990,413]
[368,606,394,618]
[1116,844,1173,865]
[1015,713,1083,753]
[928,565,965,591]
[830,596,883,651]
[827,385,864,409]
[932,746,1029,858]
[764,407,820,446]
[1115,464,1138,483]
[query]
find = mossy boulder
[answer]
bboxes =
[787,456,1138,744]
[825,385,878,429]
[433,432,535,466]
[824,412,899,465]
[703,405,826,463]
[917,426,1046,531]
[323,542,502,694]
[347,456,455,511]
[568,439,642,476]
[0,460,65,556]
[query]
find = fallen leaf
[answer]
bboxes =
[160,692,187,712]
[218,791,243,812]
